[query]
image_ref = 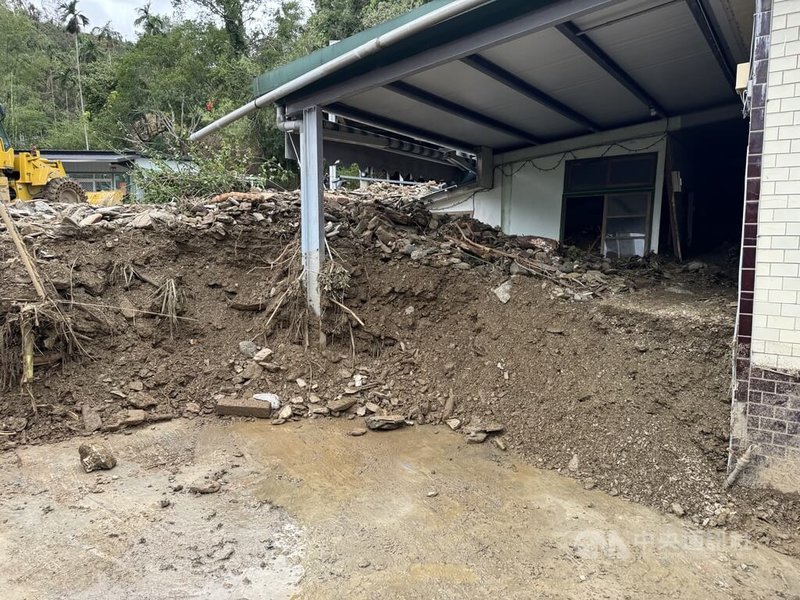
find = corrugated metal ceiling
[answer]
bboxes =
[275,0,752,153]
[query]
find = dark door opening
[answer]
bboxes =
[660,120,748,259]
[563,195,604,252]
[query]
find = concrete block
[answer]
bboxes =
[215,396,273,419]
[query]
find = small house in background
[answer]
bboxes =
[40,151,137,193]
[41,150,188,200]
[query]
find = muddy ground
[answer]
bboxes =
[1,189,799,565]
[3,418,800,600]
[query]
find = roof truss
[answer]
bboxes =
[385,81,542,144]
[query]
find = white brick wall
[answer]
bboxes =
[752,0,800,369]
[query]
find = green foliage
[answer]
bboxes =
[0,0,431,172]
[132,142,255,204]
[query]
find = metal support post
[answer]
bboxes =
[300,106,325,316]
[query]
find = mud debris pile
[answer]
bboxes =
[1,183,797,555]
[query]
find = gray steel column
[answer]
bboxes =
[300,106,325,316]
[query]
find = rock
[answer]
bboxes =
[466,431,488,444]
[583,479,596,490]
[1,416,28,433]
[328,397,357,413]
[130,213,153,229]
[685,261,706,273]
[471,422,504,434]
[81,405,102,433]
[442,393,455,420]
[671,503,686,517]
[105,409,146,431]
[184,402,201,414]
[239,340,258,358]
[278,405,293,420]
[241,362,263,381]
[493,437,507,451]
[78,443,116,472]
[189,480,221,494]
[128,393,158,409]
[123,409,146,426]
[365,415,406,431]
[374,226,395,246]
[493,280,513,304]
[365,402,381,414]
[128,380,144,392]
[509,262,530,276]
[253,347,273,363]
[215,396,273,419]
[356,406,367,417]
[309,406,330,416]
[568,454,579,472]
[427,490,439,498]
[349,428,368,437]
[446,418,462,431]
[79,213,103,227]
[252,393,281,410]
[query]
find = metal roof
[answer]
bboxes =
[257,0,752,155]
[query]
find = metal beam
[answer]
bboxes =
[300,106,325,317]
[284,0,626,115]
[327,102,477,153]
[555,21,667,118]
[385,81,541,145]
[461,54,600,132]
[684,0,735,87]
[495,102,740,165]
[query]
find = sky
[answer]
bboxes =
[37,0,312,41]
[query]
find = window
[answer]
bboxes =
[73,173,128,192]
[562,153,658,258]
[565,154,657,195]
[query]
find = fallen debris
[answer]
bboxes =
[215,396,273,419]
[189,480,221,495]
[78,442,117,472]
[365,415,406,431]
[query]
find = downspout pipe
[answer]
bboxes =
[276,106,302,132]
[189,0,493,142]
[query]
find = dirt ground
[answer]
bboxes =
[1,189,799,575]
[2,418,800,600]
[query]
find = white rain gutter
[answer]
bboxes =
[189,0,493,142]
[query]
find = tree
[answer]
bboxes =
[174,0,249,57]
[92,21,122,52]
[135,3,167,36]
[58,0,89,149]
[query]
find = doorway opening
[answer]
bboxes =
[563,195,603,252]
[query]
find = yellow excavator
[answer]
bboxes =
[0,104,121,205]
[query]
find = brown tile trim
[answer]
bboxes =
[736,0,772,371]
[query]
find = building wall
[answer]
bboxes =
[431,135,667,249]
[732,0,800,494]
[752,0,800,369]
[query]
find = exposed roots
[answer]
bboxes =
[0,300,90,391]
[151,278,186,338]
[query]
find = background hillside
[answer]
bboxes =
[0,0,427,165]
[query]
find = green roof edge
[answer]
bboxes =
[253,0,460,98]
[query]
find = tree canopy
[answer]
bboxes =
[0,0,428,163]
